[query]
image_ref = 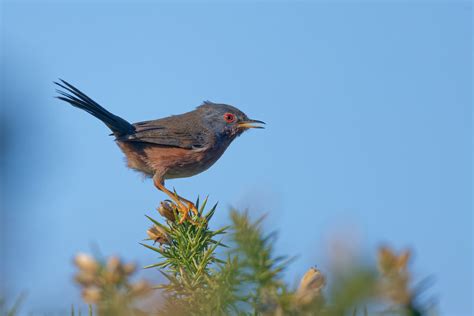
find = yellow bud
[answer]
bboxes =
[74,272,97,286]
[397,250,411,270]
[295,267,325,305]
[74,253,99,273]
[378,246,411,275]
[377,246,412,305]
[82,287,102,304]
[106,256,121,272]
[103,269,121,284]
[298,267,325,292]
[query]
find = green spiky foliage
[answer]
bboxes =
[142,198,242,315]
[229,210,294,313]
[70,304,93,316]
[143,200,294,316]
[142,201,432,316]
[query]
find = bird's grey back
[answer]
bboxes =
[118,109,214,150]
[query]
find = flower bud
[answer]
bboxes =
[378,246,411,276]
[295,267,325,305]
[147,225,170,245]
[123,263,136,275]
[377,246,412,305]
[106,256,121,272]
[158,201,176,221]
[298,267,325,292]
[82,287,102,304]
[74,271,97,286]
[74,253,99,273]
[130,280,152,297]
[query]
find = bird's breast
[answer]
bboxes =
[144,144,229,179]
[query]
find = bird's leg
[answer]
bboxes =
[171,191,199,222]
[154,180,188,220]
[153,175,198,223]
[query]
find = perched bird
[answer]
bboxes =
[54,80,264,222]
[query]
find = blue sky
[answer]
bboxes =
[1,1,472,315]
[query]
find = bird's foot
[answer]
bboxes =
[153,180,201,225]
[161,199,199,225]
[177,201,199,225]
[186,201,199,217]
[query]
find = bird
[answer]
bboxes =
[54,80,265,223]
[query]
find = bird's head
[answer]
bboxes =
[197,101,265,140]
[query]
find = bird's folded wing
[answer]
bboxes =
[118,118,212,150]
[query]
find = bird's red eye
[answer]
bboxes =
[223,113,236,123]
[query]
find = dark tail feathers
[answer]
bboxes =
[55,79,135,136]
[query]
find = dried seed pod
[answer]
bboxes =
[147,225,170,245]
[158,201,176,221]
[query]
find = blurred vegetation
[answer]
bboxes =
[0,293,26,316]
[73,252,152,315]
[3,198,435,316]
[75,198,434,315]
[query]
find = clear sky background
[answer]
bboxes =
[1,1,472,315]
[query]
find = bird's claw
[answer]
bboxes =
[187,202,199,216]
[175,201,199,225]
[153,181,201,225]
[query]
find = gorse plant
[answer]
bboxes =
[142,198,236,315]
[228,210,294,314]
[141,198,298,315]
[69,197,433,316]
[73,253,152,316]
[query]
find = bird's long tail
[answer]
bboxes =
[55,79,135,136]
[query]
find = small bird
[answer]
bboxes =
[55,80,264,222]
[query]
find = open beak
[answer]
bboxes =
[237,119,266,129]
